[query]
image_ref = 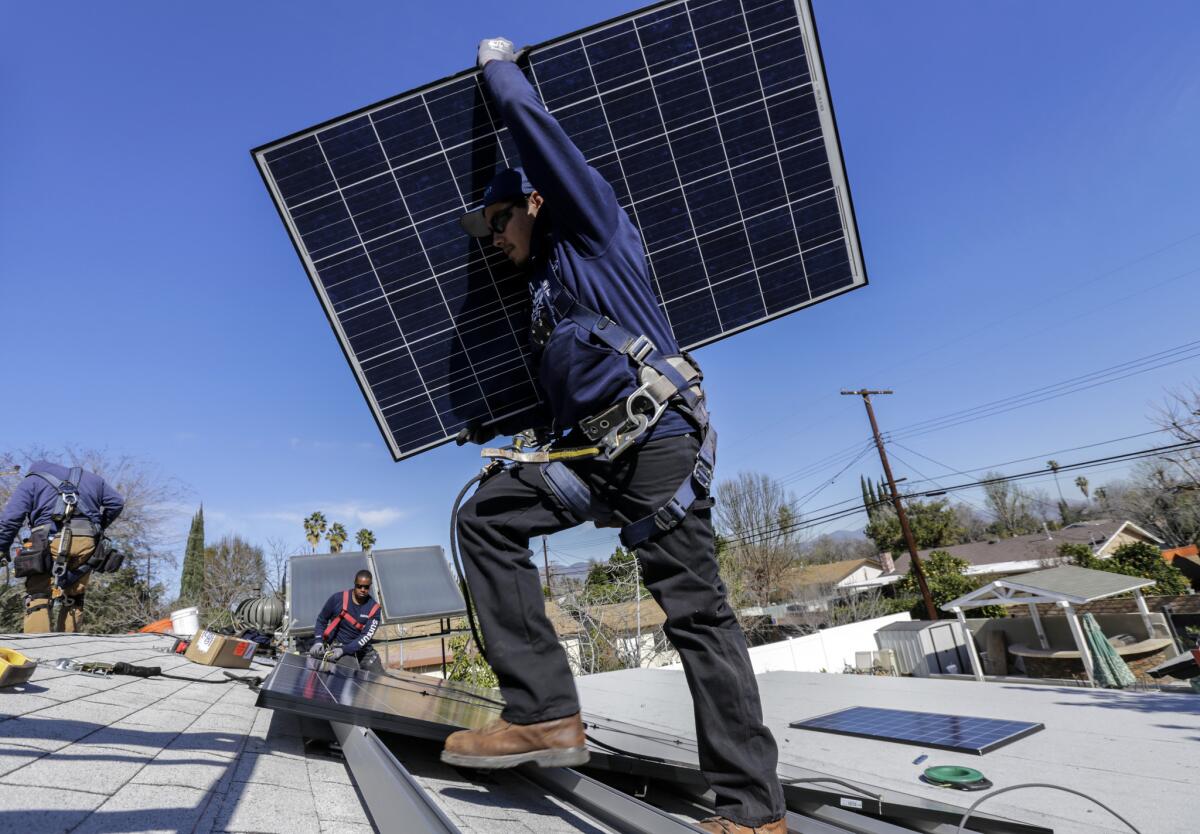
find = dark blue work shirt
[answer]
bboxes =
[482,60,692,440]
[314,590,381,655]
[0,461,125,555]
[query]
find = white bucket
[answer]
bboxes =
[170,606,200,637]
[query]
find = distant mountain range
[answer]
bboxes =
[543,560,592,583]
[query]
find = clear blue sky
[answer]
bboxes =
[3,1,1199,589]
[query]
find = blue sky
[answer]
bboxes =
[3,1,1199,589]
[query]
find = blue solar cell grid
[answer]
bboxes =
[790,707,1044,755]
[253,0,866,460]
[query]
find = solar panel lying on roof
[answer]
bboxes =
[790,707,1045,755]
[253,0,866,460]
[257,651,501,740]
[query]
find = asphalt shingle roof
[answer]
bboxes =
[0,632,375,834]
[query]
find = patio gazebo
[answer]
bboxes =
[941,565,1165,686]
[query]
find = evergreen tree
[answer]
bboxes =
[179,506,205,605]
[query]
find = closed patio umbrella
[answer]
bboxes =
[1082,612,1136,689]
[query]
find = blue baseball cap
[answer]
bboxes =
[459,167,534,238]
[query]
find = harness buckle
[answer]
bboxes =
[628,335,655,364]
[654,498,688,532]
[626,381,669,428]
[693,458,714,491]
[62,492,78,507]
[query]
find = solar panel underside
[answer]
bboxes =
[790,707,1045,755]
[287,552,370,636]
[254,0,866,460]
[371,547,466,623]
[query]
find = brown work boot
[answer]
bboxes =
[696,816,788,834]
[441,713,589,769]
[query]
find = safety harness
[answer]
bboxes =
[29,468,92,591]
[322,590,380,641]
[510,272,717,548]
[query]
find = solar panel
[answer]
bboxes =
[253,0,866,460]
[257,651,501,740]
[790,707,1044,755]
[371,547,466,623]
[286,552,370,636]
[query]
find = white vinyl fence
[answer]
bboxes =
[665,613,912,674]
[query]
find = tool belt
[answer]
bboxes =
[13,529,51,578]
[490,275,717,548]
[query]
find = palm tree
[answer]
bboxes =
[1047,460,1065,503]
[327,522,348,554]
[355,528,376,554]
[1075,476,1089,500]
[303,512,327,553]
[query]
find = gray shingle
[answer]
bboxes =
[215,781,320,834]
[0,746,42,779]
[232,750,310,788]
[0,744,149,796]
[132,748,233,792]
[73,784,212,834]
[0,784,105,834]
[0,691,58,719]
[306,754,353,785]
[115,705,201,732]
[311,778,372,825]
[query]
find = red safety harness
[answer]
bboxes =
[322,590,380,640]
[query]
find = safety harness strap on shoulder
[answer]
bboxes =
[322,590,381,640]
[536,276,716,547]
[30,467,84,588]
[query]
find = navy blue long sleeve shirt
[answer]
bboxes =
[313,590,381,655]
[482,60,691,440]
[0,461,125,556]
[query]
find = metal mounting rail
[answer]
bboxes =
[331,722,462,834]
[520,766,705,834]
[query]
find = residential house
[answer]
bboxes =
[854,519,1163,589]
[1163,543,1200,590]
[772,558,886,612]
[545,597,676,673]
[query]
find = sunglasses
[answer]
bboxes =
[355,583,371,590]
[487,202,520,235]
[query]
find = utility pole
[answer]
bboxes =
[542,535,552,596]
[841,389,938,620]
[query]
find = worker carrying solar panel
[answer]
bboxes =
[308,569,384,672]
[0,461,126,633]
[448,38,786,834]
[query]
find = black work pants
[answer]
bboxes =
[456,433,786,827]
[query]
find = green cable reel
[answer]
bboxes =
[922,765,993,792]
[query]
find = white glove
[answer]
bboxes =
[478,37,517,68]
[308,641,326,658]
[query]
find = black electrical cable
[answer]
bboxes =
[449,466,496,662]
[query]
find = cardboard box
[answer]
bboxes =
[184,629,257,669]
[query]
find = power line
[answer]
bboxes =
[891,421,1200,490]
[885,338,1200,443]
[731,438,1200,547]
[725,229,1200,458]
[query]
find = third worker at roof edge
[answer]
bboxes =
[0,461,125,633]
[447,38,786,834]
[309,569,384,672]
